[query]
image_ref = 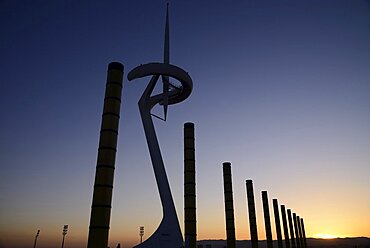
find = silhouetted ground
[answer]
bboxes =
[196,237,370,248]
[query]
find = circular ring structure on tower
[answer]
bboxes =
[128,62,193,105]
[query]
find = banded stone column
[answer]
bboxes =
[272,199,283,248]
[184,122,196,248]
[280,205,290,248]
[292,213,301,248]
[246,180,258,248]
[87,62,124,248]
[223,162,236,248]
[261,191,273,248]
[300,218,307,248]
[287,209,296,248]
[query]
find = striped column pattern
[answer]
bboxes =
[87,62,124,248]
[223,162,236,248]
[184,122,196,248]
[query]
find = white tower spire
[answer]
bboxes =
[162,3,170,120]
[127,3,193,247]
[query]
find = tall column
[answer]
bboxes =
[272,199,283,248]
[287,209,296,248]
[261,191,273,248]
[184,122,196,248]
[297,216,304,248]
[246,180,258,248]
[300,218,307,248]
[292,213,301,248]
[280,205,290,248]
[87,62,124,248]
[223,162,236,248]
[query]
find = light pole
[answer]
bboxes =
[61,225,68,248]
[33,229,40,248]
[139,226,144,243]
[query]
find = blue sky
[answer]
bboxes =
[1,1,370,247]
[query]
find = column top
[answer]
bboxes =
[223,162,231,166]
[108,62,124,71]
[184,122,194,128]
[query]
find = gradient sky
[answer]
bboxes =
[1,1,370,248]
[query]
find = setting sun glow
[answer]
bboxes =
[314,234,338,239]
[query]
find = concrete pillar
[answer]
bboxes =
[272,199,283,248]
[297,216,304,248]
[292,213,301,248]
[287,209,296,248]
[280,205,290,248]
[261,191,273,248]
[300,218,307,248]
[87,62,124,248]
[246,180,258,248]
[184,122,196,248]
[222,162,236,248]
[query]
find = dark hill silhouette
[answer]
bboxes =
[196,237,370,248]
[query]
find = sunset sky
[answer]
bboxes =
[1,1,370,248]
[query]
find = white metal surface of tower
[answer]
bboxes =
[128,5,193,248]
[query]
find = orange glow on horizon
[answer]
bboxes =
[314,233,338,239]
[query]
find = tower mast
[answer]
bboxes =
[162,3,170,120]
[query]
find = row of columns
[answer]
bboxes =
[184,123,307,248]
[222,165,308,248]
